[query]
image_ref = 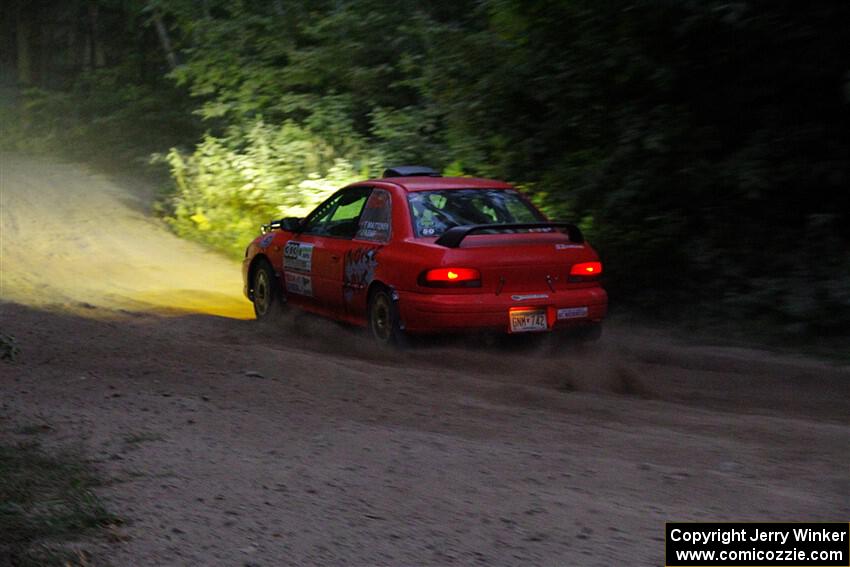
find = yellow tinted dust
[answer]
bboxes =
[0,153,253,319]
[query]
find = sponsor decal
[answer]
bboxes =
[511,293,549,301]
[283,241,313,272]
[284,271,313,296]
[259,234,274,249]
[343,247,379,302]
[557,306,588,320]
[357,220,390,240]
[355,189,392,242]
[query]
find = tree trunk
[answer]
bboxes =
[152,9,178,70]
[67,8,78,70]
[15,1,32,86]
[82,0,92,72]
[88,0,106,67]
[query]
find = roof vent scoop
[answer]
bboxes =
[382,165,441,178]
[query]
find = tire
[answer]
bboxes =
[367,287,406,347]
[251,260,284,320]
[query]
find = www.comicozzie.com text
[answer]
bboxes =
[669,527,848,546]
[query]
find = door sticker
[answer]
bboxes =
[285,271,313,296]
[343,247,379,302]
[355,189,392,242]
[357,220,390,240]
[283,241,313,272]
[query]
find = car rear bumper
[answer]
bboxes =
[396,286,607,334]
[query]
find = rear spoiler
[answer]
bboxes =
[434,222,584,248]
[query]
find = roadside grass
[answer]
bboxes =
[0,438,118,566]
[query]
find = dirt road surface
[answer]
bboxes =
[2,153,848,566]
[0,154,251,319]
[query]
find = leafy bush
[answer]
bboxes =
[2,69,199,169]
[163,120,380,257]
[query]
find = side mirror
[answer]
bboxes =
[279,217,303,231]
[262,217,303,234]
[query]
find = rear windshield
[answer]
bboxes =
[407,189,544,237]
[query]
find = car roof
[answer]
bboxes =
[372,176,514,192]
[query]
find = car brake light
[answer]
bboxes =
[570,262,602,277]
[420,267,481,287]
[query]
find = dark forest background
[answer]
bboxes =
[2,0,848,344]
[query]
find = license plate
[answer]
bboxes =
[557,306,589,320]
[509,308,548,333]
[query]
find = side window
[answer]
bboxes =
[302,188,370,238]
[409,193,448,236]
[502,192,540,223]
[355,189,392,242]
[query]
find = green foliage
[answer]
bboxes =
[163,120,379,257]
[418,0,850,335]
[1,0,201,170]
[158,1,453,257]
[3,69,200,171]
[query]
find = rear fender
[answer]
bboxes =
[366,281,403,329]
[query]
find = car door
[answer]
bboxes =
[341,188,393,322]
[284,187,372,317]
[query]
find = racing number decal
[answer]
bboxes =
[283,241,313,272]
[283,241,314,296]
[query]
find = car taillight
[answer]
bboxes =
[419,267,481,287]
[570,261,602,277]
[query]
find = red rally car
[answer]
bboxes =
[243,166,607,345]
